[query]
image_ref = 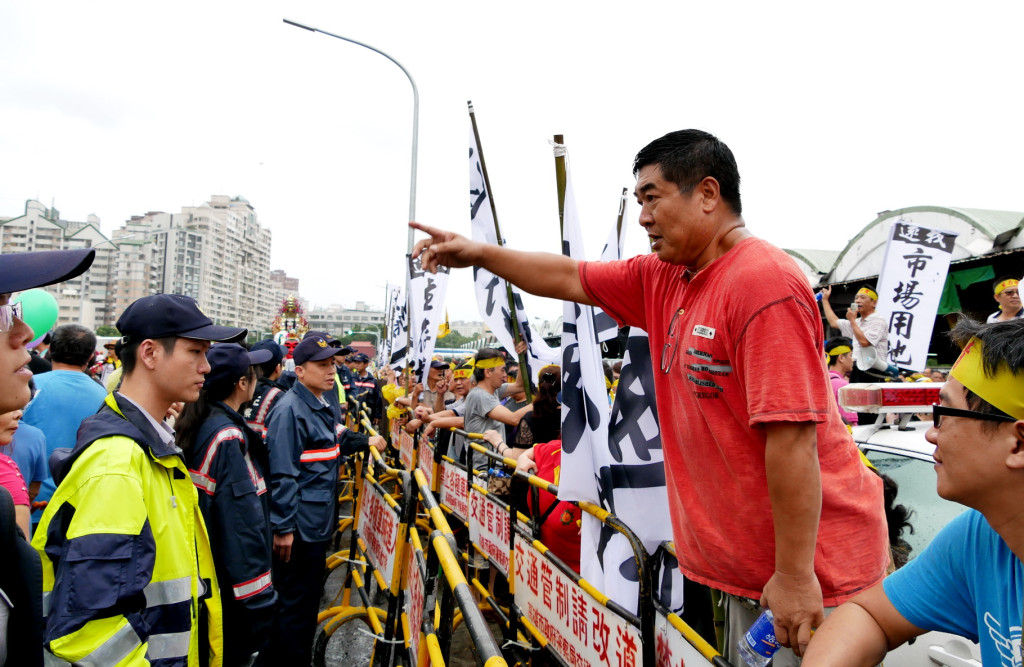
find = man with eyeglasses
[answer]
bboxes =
[986,277,1022,323]
[804,317,1024,667]
[409,129,889,664]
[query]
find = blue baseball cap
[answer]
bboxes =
[0,248,95,293]
[350,352,370,363]
[116,294,246,344]
[204,343,273,387]
[250,338,285,368]
[293,335,339,365]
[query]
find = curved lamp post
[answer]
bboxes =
[283,18,419,254]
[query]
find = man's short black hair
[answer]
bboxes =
[49,324,97,367]
[948,316,1024,423]
[119,337,178,376]
[633,129,742,215]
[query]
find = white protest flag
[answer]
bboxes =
[876,221,958,372]
[408,254,451,382]
[387,281,409,371]
[468,120,559,379]
[593,329,683,614]
[557,155,608,506]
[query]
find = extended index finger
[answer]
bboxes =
[409,221,444,256]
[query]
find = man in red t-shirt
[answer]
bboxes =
[408,129,887,664]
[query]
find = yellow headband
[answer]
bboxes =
[950,337,1024,420]
[994,279,1019,295]
[857,287,878,301]
[474,357,506,370]
[827,345,852,357]
[452,368,472,379]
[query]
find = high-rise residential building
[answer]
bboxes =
[0,200,118,328]
[111,195,275,330]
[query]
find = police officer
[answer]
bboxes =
[260,335,385,665]
[244,338,288,441]
[34,293,243,666]
[348,352,383,427]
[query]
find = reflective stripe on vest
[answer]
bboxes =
[233,570,272,600]
[299,445,340,463]
[147,630,192,660]
[143,576,192,608]
[45,620,142,667]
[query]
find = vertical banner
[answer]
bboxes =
[590,329,683,615]
[592,192,629,343]
[387,283,409,371]
[558,157,609,506]
[876,221,958,371]
[408,254,450,382]
[468,123,559,382]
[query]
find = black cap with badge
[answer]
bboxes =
[116,294,247,345]
[293,336,340,366]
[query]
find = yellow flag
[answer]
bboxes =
[437,310,451,338]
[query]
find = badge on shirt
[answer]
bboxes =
[692,325,716,340]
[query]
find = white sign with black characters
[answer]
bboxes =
[408,254,450,382]
[876,220,958,371]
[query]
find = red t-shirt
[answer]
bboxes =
[0,454,29,507]
[579,238,888,604]
[529,440,582,573]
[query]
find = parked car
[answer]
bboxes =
[843,383,982,666]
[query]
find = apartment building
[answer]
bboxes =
[0,200,118,328]
[111,195,275,330]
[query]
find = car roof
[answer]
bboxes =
[853,420,936,462]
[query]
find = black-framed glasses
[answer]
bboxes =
[932,403,1017,428]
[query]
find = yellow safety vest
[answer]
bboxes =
[33,393,223,666]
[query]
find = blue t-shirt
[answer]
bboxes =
[0,422,47,484]
[23,370,107,520]
[884,510,1022,667]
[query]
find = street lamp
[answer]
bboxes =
[283,18,419,254]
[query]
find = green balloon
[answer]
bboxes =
[13,289,59,339]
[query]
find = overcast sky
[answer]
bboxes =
[3,1,1023,323]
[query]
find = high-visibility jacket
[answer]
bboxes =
[32,392,223,667]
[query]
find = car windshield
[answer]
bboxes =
[864,449,967,562]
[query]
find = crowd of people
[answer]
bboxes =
[0,128,1021,667]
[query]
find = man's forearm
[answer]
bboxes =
[821,301,840,330]
[849,320,871,348]
[765,423,821,574]
[802,602,890,666]
[478,244,594,305]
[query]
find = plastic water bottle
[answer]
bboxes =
[737,609,780,667]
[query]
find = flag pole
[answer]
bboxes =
[467,101,533,402]
[616,187,627,249]
[553,134,567,239]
